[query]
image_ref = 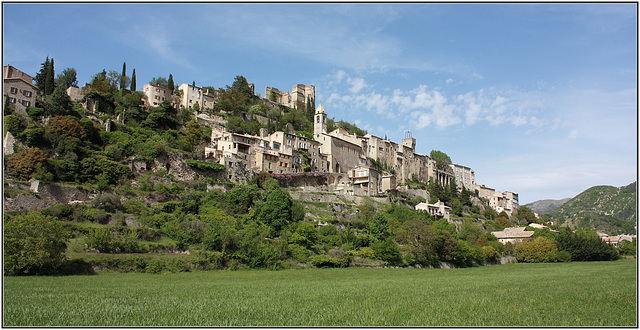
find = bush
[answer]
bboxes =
[185,159,225,171]
[372,237,403,265]
[555,228,619,261]
[481,245,499,262]
[92,193,123,213]
[309,255,349,268]
[4,212,69,275]
[7,147,51,181]
[4,115,23,137]
[514,237,558,263]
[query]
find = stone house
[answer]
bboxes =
[491,227,534,244]
[3,65,37,114]
[143,84,173,108]
[178,83,216,111]
[416,201,451,221]
[265,84,315,109]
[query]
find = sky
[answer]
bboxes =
[3,3,637,204]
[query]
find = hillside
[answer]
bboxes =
[524,198,571,215]
[551,182,637,235]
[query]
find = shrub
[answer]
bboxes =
[309,255,348,268]
[372,237,403,265]
[555,228,619,261]
[185,159,225,171]
[4,212,69,275]
[92,193,123,213]
[4,115,23,137]
[514,237,558,263]
[22,124,46,147]
[26,106,46,120]
[481,245,499,262]
[7,147,51,181]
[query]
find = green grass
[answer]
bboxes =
[3,259,636,326]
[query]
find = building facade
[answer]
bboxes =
[265,84,315,109]
[143,84,173,108]
[3,65,37,114]
[178,83,216,111]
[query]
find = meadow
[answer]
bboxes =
[3,259,636,326]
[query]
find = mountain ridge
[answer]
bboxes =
[550,182,636,235]
[524,198,571,215]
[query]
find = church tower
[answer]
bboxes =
[314,102,327,139]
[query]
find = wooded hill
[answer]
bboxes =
[550,182,636,235]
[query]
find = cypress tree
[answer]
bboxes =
[120,62,127,90]
[45,58,55,95]
[168,74,174,93]
[35,56,50,94]
[131,69,136,91]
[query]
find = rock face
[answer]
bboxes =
[4,182,93,211]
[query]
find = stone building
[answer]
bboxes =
[3,65,37,114]
[265,84,315,109]
[66,86,85,102]
[143,84,173,108]
[178,83,216,111]
[450,163,476,191]
[416,201,451,221]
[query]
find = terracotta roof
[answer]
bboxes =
[491,227,534,239]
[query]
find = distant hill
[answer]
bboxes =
[524,198,571,215]
[551,182,637,235]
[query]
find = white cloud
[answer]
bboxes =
[347,77,368,94]
[320,71,553,131]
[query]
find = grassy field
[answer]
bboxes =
[3,259,636,326]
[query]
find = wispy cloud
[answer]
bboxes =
[320,71,549,131]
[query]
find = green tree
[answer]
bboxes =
[4,95,15,115]
[45,86,75,116]
[514,237,558,263]
[167,74,175,93]
[4,211,69,275]
[372,237,402,265]
[259,188,295,236]
[430,150,452,170]
[131,69,137,91]
[55,68,78,90]
[555,228,618,261]
[515,206,537,226]
[368,213,390,241]
[150,76,168,88]
[21,124,46,147]
[4,115,23,137]
[182,119,204,152]
[45,57,55,95]
[35,56,50,95]
[120,62,127,90]
[231,75,254,103]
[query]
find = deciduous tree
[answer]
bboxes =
[4,211,69,275]
[55,68,78,90]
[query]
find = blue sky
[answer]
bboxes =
[3,3,637,204]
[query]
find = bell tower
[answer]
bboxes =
[314,102,327,139]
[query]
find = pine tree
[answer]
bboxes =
[167,74,174,93]
[45,58,55,95]
[131,69,136,91]
[120,62,127,90]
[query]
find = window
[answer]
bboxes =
[22,90,32,97]
[10,87,17,94]
[8,97,16,103]
[21,100,30,107]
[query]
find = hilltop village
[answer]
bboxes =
[5,64,519,219]
[3,62,630,277]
